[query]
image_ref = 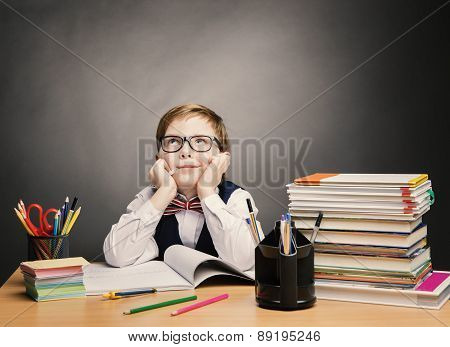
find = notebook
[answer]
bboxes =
[20,257,89,278]
[289,198,430,214]
[315,271,450,309]
[313,238,427,257]
[293,216,423,233]
[314,247,430,272]
[83,245,255,295]
[287,180,432,197]
[315,261,432,287]
[301,224,427,247]
[289,205,430,221]
[294,173,428,188]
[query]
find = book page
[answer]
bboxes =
[193,262,255,287]
[83,261,192,295]
[164,245,255,286]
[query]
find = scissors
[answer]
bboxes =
[26,203,58,236]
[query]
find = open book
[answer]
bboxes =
[83,245,255,295]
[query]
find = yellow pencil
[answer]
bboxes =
[19,200,27,217]
[14,208,34,236]
[61,209,74,235]
[17,203,26,218]
[65,206,81,234]
[15,208,51,259]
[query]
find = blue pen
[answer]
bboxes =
[59,205,65,234]
[286,213,293,254]
[63,196,69,225]
[53,211,59,236]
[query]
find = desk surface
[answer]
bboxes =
[1,269,449,327]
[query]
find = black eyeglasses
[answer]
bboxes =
[159,135,222,153]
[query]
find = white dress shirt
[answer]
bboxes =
[103,185,259,271]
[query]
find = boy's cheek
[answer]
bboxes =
[195,152,212,165]
[160,153,177,170]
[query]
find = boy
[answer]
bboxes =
[103,104,260,271]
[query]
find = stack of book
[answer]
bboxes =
[287,173,449,309]
[20,257,89,301]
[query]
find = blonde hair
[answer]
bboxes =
[156,104,230,152]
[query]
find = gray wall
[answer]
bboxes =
[1,0,449,285]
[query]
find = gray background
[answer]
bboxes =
[1,0,449,285]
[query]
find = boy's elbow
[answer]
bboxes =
[236,250,255,272]
[103,238,131,268]
[103,236,159,268]
[104,252,126,268]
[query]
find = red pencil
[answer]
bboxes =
[170,294,229,316]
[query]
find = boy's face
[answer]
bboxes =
[157,115,221,191]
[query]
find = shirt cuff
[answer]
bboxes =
[134,200,164,224]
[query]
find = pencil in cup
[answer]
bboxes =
[53,206,81,256]
[14,208,50,259]
[61,197,79,235]
[27,234,69,260]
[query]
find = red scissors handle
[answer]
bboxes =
[26,204,57,236]
[42,208,58,233]
[26,204,43,235]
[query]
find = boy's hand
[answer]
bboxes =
[197,152,231,200]
[148,159,177,199]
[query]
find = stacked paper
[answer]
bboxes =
[288,174,435,289]
[286,173,450,308]
[20,257,89,301]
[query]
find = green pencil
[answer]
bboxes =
[123,295,197,315]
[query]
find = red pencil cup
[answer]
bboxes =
[27,234,70,261]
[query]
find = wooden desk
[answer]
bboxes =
[1,269,449,327]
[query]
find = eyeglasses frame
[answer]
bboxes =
[158,135,223,153]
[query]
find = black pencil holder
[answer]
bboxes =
[27,234,70,261]
[255,221,316,310]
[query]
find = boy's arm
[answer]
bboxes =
[200,189,259,271]
[103,186,164,267]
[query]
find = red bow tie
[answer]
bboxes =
[163,196,203,216]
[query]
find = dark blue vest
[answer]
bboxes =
[154,180,241,260]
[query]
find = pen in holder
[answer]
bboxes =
[27,234,69,261]
[255,220,316,310]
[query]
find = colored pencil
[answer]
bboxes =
[171,294,229,316]
[17,203,26,218]
[19,199,27,217]
[103,289,157,300]
[65,206,81,234]
[123,295,197,315]
[53,211,60,236]
[61,209,74,235]
[15,208,51,258]
[14,208,34,236]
